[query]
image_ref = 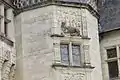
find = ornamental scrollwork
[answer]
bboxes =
[13,0,47,8]
[64,73,84,80]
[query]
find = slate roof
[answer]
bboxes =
[100,0,120,33]
[59,0,89,3]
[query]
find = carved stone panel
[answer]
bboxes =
[54,6,88,37]
[55,68,86,80]
[63,72,85,80]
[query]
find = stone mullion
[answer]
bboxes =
[116,46,120,77]
[69,42,73,66]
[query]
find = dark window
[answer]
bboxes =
[60,44,69,65]
[4,22,8,36]
[35,0,38,3]
[107,48,117,58]
[108,61,119,78]
[4,8,7,18]
[72,45,80,66]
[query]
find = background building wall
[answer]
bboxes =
[100,30,120,80]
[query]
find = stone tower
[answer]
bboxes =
[14,0,102,80]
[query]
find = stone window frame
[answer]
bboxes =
[53,37,91,68]
[105,45,120,80]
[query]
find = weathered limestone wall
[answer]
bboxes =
[86,9,102,80]
[15,5,102,80]
[15,6,54,80]
[100,30,120,80]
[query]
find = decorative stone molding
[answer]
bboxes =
[9,65,16,80]
[13,0,97,10]
[13,0,99,19]
[58,68,85,80]
[52,66,94,80]
[3,50,11,61]
[2,61,12,80]
[63,72,85,80]
[13,0,48,8]
[0,58,5,69]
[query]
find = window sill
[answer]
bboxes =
[51,64,95,69]
[51,34,91,40]
[0,32,14,46]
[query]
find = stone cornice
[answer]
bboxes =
[14,0,99,19]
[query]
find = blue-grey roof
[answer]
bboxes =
[59,0,89,3]
[100,0,120,33]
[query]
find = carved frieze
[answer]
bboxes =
[13,0,97,11]
[13,0,47,8]
[63,72,85,80]
[58,69,85,80]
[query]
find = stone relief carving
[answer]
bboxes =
[56,68,85,80]
[59,70,85,80]
[53,7,89,37]
[61,22,81,36]
[54,7,83,37]
[64,73,85,80]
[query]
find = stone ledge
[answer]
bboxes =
[0,32,14,46]
[51,34,91,40]
[51,64,95,69]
